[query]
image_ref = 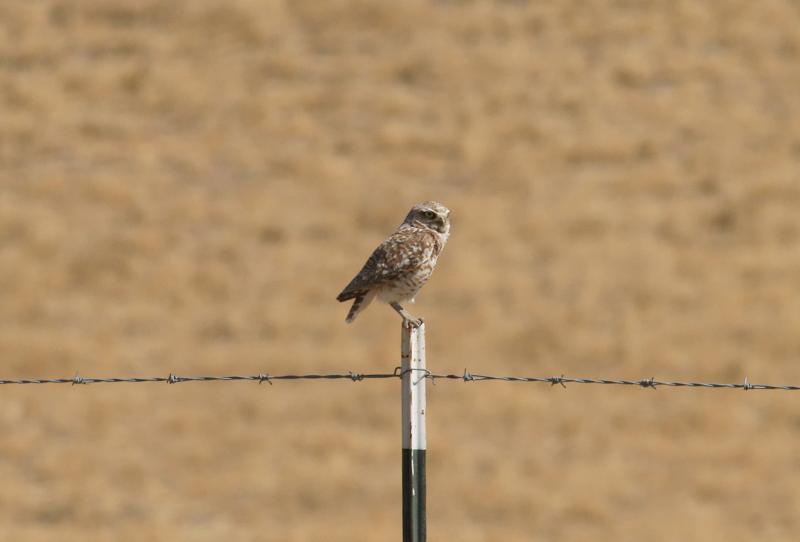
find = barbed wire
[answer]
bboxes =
[0,369,798,391]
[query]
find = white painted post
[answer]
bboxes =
[401,322,426,542]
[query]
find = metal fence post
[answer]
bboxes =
[401,322,427,542]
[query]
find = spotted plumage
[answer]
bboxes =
[337,201,451,327]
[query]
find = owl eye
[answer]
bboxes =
[423,211,436,219]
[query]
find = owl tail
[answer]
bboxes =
[345,290,376,323]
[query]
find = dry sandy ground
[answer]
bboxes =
[2,1,800,540]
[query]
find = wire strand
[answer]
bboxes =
[0,371,797,391]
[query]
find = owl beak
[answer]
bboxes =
[436,216,447,233]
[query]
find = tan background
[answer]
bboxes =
[2,1,800,540]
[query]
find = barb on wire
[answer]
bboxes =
[0,371,798,391]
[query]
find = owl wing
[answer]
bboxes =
[337,228,433,302]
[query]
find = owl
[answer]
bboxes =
[337,201,451,327]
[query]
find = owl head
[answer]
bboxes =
[404,201,451,235]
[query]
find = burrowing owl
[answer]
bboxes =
[337,201,451,327]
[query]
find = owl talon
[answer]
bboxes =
[403,317,423,329]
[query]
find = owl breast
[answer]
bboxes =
[375,226,445,304]
[377,264,435,303]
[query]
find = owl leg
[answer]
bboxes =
[390,302,423,328]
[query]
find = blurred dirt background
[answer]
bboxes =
[2,1,800,540]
